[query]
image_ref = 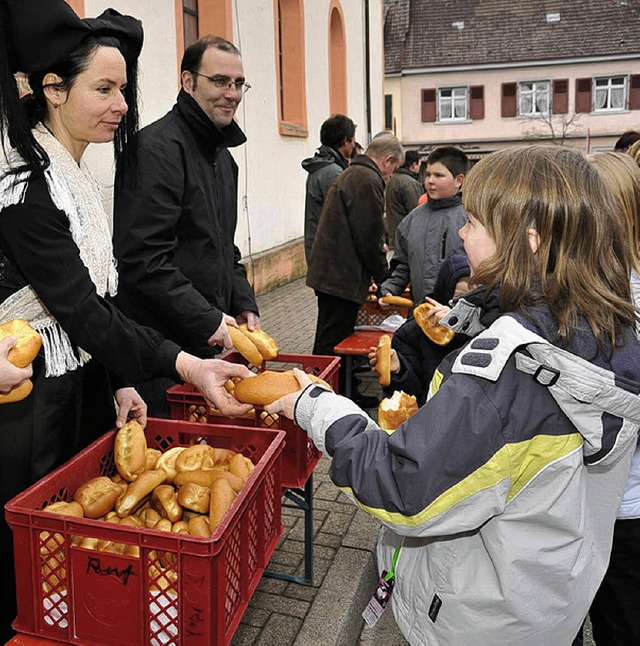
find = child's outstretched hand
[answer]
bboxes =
[368,345,400,374]
[264,368,312,420]
[423,297,451,325]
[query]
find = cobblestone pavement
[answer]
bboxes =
[230,278,595,646]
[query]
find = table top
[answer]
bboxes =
[333,330,393,356]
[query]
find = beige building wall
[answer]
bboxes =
[395,57,640,153]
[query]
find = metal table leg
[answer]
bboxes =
[343,355,353,398]
[264,474,314,585]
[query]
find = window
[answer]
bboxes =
[183,0,198,49]
[275,0,308,137]
[518,81,550,116]
[328,2,347,115]
[438,87,467,120]
[594,76,627,111]
[385,94,393,130]
[423,86,483,122]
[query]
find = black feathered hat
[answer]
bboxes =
[3,0,143,73]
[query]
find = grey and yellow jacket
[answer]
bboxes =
[294,311,640,645]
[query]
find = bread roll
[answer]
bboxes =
[173,468,245,493]
[380,294,414,309]
[74,476,125,519]
[378,390,419,431]
[0,378,33,404]
[155,446,186,483]
[374,335,392,387]
[238,324,279,360]
[228,453,254,482]
[177,482,211,514]
[0,318,42,368]
[145,448,162,470]
[188,515,211,538]
[115,469,166,517]
[228,325,264,366]
[234,369,331,406]
[150,484,183,522]
[209,477,236,531]
[175,444,236,472]
[114,420,148,482]
[413,302,456,346]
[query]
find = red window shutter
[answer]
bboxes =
[552,79,568,114]
[421,89,436,122]
[575,78,592,113]
[629,74,640,110]
[501,83,517,117]
[469,85,485,120]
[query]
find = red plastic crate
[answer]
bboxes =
[167,352,340,490]
[5,419,285,646]
[356,290,412,327]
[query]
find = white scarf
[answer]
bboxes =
[0,124,119,376]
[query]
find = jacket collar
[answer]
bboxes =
[396,167,420,180]
[318,145,349,170]
[175,89,247,152]
[350,154,385,182]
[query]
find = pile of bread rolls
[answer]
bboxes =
[39,420,256,594]
[0,318,42,403]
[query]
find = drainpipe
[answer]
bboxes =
[364,0,372,142]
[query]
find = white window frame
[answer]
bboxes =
[518,80,550,116]
[438,87,468,121]
[593,75,628,112]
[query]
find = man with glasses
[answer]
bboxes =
[113,35,258,417]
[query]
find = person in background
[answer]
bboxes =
[306,135,403,406]
[349,141,364,164]
[614,129,640,152]
[267,145,640,646]
[384,150,423,249]
[113,35,259,417]
[584,151,640,646]
[379,146,469,306]
[302,114,356,264]
[0,2,251,639]
[370,254,472,405]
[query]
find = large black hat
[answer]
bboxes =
[2,0,143,73]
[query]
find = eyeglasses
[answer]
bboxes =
[191,72,251,94]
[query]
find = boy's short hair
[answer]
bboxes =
[614,129,640,152]
[320,114,356,149]
[426,146,469,178]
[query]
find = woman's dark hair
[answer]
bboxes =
[0,22,139,180]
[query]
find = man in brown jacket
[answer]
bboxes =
[306,135,404,404]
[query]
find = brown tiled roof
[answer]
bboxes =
[385,0,640,73]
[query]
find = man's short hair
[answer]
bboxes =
[426,146,469,178]
[181,35,241,75]
[320,114,356,149]
[402,150,420,169]
[365,135,404,164]
[614,130,640,152]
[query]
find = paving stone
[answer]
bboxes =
[231,623,262,645]
[319,511,355,535]
[250,590,310,619]
[284,583,318,602]
[255,614,304,646]
[239,606,271,628]
[314,532,343,549]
